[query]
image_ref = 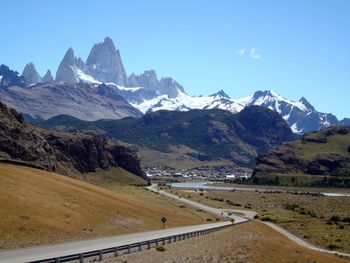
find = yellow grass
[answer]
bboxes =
[106,221,350,263]
[0,164,209,249]
[169,188,350,253]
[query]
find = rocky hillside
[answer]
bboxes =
[37,106,296,168]
[0,81,142,121]
[0,101,146,180]
[252,126,350,187]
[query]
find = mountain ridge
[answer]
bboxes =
[35,106,296,169]
[1,37,348,133]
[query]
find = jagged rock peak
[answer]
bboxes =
[22,62,42,86]
[0,64,25,87]
[42,70,54,83]
[86,37,129,86]
[211,89,230,99]
[62,47,75,65]
[299,97,315,111]
[55,47,80,83]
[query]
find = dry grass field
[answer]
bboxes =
[169,187,350,253]
[104,221,350,263]
[0,164,210,250]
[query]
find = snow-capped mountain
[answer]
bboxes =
[131,89,341,133]
[132,89,245,114]
[2,36,347,133]
[238,90,339,133]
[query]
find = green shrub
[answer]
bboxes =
[327,244,342,250]
[283,203,299,211]
[261,216,272,222]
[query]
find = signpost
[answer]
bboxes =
[160,216,167,229]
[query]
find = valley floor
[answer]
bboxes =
[104,221,349,263]
[168,186,350,254]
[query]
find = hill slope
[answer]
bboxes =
[38,106,296,168]
[252,126,350,187]
[0,164,208,249]
[0,101,146,180]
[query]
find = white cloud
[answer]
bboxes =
[235,48,245,56]
[249,48,262,59]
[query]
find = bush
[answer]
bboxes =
[212,197,224,202]
[283,203,299,211]
[307,210,317,218]
[226,200,242,207]
[156,245,166,252]
[244,203,252,209]
[330,215,342,222]
[342,217,350,223]
[261,216,272,222]
[327,244,342,250]
[206,218,213,221]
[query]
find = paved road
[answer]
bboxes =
[2,184,348,262]
[0,221,232,263]
[1,184,244,263]
[147,184,250,224]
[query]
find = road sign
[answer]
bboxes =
[160,216,167,229]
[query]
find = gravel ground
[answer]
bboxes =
[102,221,349,263]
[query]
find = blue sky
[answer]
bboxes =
[1,0,350,119]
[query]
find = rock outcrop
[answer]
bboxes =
[128,69,185,98]
[55,48,80,83]
[22,62,42,86]
[86,37,129,86]
[0,82,142,121]
[42,70,54,83]
[0,64,25,87]
[0,101,147,181]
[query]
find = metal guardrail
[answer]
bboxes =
[27,223,236,263]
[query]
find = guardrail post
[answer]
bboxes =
[79,253,84,263]
[156,239,159,246]
[139,243,142,251]
[169,236,172,243]
[55,258,60,263]
[147,240,151,249]
[114,247,118,257]
[128,244,131,254]
[98,250,103,261]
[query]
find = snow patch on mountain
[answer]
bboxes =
[77,69,101,84]
[133,90,244,114]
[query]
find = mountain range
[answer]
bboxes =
[35,106,296,169]
[0,37,349,133]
